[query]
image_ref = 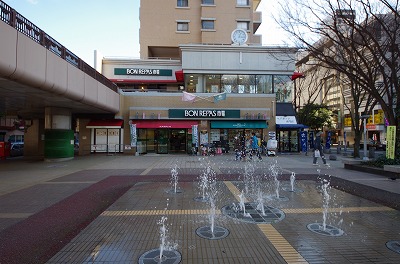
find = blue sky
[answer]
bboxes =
[3,0,287,67]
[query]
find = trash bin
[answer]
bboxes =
[368,147,375,159]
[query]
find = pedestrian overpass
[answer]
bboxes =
[0,1,120,160]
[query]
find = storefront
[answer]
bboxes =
[275,103,307,153]
[86,120,124,153]
[131,120,198,154]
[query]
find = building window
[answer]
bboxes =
[202,0,214,4]
[237,21,249,31]
[177,22,189,31]
[237,0,249,6]
[177,0,188,7]
[201,20,215,30]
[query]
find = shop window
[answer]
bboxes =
[274,75,292,102]
[256,75,273,94]
[205,74,221,92]
[222,75,238,93]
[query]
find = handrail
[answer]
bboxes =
[0,0,118,92]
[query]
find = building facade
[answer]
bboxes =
[98,45,296,155]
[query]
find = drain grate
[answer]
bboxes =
[138,248,181,264]
[196,226,229,240]
[307,223,344,236]
[386,240,400,254]
[221,202,285,224]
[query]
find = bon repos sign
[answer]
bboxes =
[169,109,240,119]
[114,68,173,76]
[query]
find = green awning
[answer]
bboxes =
[211,120,268,129]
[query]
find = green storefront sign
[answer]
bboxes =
[114,68,172,76]
[169,109,240,119]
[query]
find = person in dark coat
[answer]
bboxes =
[313,131,327,165]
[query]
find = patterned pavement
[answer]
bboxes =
[0,153,399,263]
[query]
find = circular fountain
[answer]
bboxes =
[221,202,285,224]
[138,248,182,264]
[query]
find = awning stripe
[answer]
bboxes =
[133,120,198,129]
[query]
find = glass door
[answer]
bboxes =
[155,129,168,154]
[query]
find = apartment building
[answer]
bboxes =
[91,0,298,155]
[139,0,262,59]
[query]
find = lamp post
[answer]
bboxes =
[360,115,370,160]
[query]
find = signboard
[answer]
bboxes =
[386,126,396,159]
[192,125,198,147]
[276,116,297,124]
[169,109,240,119]
[300,131,308,152]
[130,123,137,147]
[114,68,172,76]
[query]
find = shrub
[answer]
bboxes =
[362,155,400,168]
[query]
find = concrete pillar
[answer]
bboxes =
[44,107,74,161]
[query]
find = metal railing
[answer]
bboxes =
[0,0,118,92]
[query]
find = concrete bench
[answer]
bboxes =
[342,158,363,165]
[383,165,400,173]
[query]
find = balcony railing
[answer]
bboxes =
[0,0,117,92]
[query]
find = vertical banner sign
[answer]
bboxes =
[130,123,137,147]
[386,126,396,159]
[192,125,198,147]
[309,131,314,149]
[325,131,332,149]
[300,131,308,152]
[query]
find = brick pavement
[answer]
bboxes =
[0,153,399,263]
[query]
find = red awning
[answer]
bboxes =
[86,120,123,128]
[175,70,184,82]
[291,72,304,81]
[133,120,197,129]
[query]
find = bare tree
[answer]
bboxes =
[276,0,400,158]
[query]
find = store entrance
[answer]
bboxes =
[277,130,299,152]
[169,129,186,153]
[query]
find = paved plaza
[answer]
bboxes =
[0,153,399,263]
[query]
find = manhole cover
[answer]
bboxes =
[165,189,183,194]
[196,226,229,240]
[307,223,344,236]
[193,196,209,202]
[138,248,181,264]
[386,240,400,254]
[221,202,285,224]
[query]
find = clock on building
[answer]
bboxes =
[231,28,248,45]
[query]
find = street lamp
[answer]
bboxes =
[360,115,370,161]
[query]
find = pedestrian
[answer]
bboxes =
[250,132,262,161]
[313,131,327,165]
